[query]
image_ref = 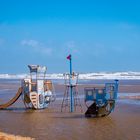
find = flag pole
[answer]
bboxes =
[70,55,74,112]
[67,54,74,112]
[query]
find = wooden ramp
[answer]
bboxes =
[0,87,22,109]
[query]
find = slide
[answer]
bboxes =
[0,87,22,109]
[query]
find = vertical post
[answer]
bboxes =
[70,55,74,112]
[70,56,72,75]
[67,54,74,112]
[114,79,119,99]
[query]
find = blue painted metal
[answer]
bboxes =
[69,54,74,112]
[84,88,95,101]
[95,88,107,106]
[84,80,119,116]
[114,79,119,99]
[69,55,72,75]
[85,80,119,104]
[105,80,119,100]
[104,80,119,112]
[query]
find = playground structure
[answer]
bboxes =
[0,87,22,109]
[61,73,82,112]
[0,55,119,117]
[61,54,83,112]
[0,65,55,109]
[85,80,119,117]
[22,65,56,109]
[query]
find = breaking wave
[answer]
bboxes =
[0,72,140,80]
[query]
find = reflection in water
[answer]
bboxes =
[0,102,139,140]
[118,93,140,97]
[117,99,140,105]
[0,80,140,140]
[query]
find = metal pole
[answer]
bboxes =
[69,55,74,112]
[114,79,119,99]
[70,57,72,75]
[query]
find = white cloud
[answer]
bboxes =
[39,47,52,55]
[21,40,39,47]
[66,41,75,49]
[21,39,52,55]
[65,41,79,53]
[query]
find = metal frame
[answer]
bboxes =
[84,80,119,117]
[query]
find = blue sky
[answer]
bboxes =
[0,0,140,73]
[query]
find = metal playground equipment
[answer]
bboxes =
[61,72,82,112]
[84,80,119,117]
[22,65,56,109]
[0,65,55,109]
[61,54,82,112]
[0,55,119,118]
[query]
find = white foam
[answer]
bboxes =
[0,71,140,80]
[0,74,28,79]
[79,72,140,80]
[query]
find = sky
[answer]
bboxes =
[0,0,140,74]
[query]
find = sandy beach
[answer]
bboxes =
[0,79,140,140]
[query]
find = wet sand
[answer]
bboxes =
[0,79,140,140]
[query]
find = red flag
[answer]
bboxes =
[67,54,71,60]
